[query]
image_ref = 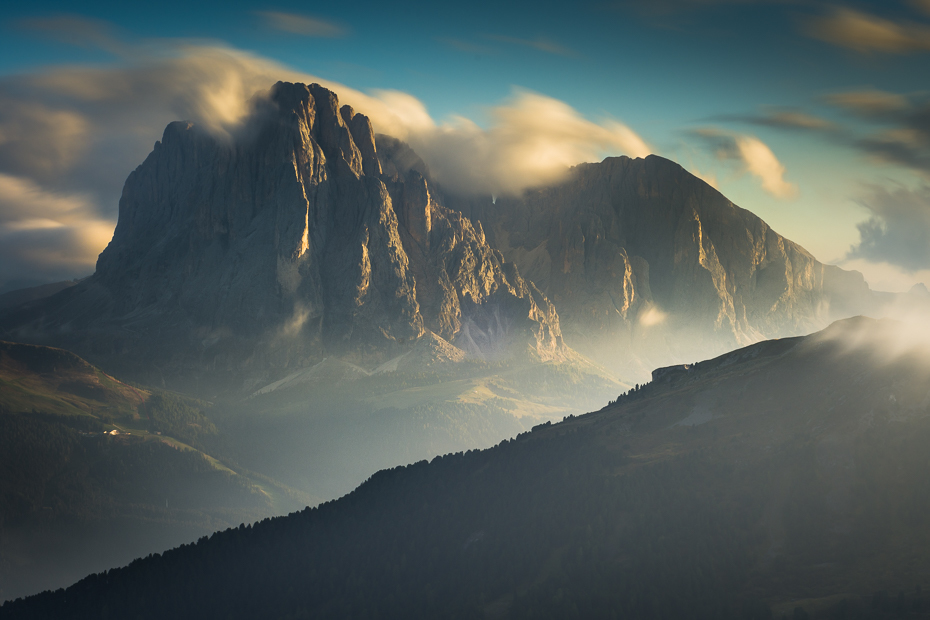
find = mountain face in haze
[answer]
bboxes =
[449,157,877,376]
[0,82,563,392]
[0,81,885,389]
[7,317,930,619]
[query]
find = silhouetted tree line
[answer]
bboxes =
[1,418,773,619]
[6,398,930,619]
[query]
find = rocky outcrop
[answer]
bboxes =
[449,155,880,376]
[1,83,563,393]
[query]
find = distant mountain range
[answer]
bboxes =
[0,81,910,392]
[5,316,930,618]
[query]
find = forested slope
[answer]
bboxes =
[4,318,930,618]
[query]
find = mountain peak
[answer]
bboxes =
[1,82,564,393]
[447,153,879,378]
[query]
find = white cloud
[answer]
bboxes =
[0,173,114,288]
[734,135,798,199]
[409,89,651,195]
[691,128,798,199]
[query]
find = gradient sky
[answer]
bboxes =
[1,0,929,293]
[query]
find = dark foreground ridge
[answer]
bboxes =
[4,317,930,619]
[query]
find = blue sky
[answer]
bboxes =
[1,0,929,292]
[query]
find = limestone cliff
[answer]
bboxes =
[1,83,563,393]
[449,155,879,376]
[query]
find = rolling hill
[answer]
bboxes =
[0,341,311,602]
[4,317,929,618]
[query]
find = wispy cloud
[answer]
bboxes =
[435,37,495,55]
[914,0,930,16]
[823,89,911,116]
[482,34,580,58]
[16,14,129,55]
[0,173,113,287]
[257,11,348,38]
[607,0,800,19]
[824,89,930,176]
[713,107,838,133]
[805,7,930,54]
[690,128,798,199]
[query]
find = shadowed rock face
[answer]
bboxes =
[448,156,876,377]
[0,82,563,394]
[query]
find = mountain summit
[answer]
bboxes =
[449,156,878,375]
[1,83,563,392]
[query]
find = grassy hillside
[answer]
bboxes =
[5,318,930,618]
[0,341,311,602]
[0,340,221,448]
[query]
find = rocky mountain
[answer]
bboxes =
[6,317,930,619]
[1,81,896,389]
[0,82,563,394]
[448,156,879,377]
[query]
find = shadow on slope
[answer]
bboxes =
[0,342,311,602]
[5,318,930,618]
[216,351,626,501]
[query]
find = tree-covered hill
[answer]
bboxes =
[0,341,310,601]
[4,317,930,619]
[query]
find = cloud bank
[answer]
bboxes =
[412,90,650,195]
[825,89,930,177]
[0,31,651,289]
[0,174,113,290]
[848,183,930,272]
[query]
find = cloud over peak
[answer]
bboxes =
[0,36,653,288]
[412,89,651,195]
